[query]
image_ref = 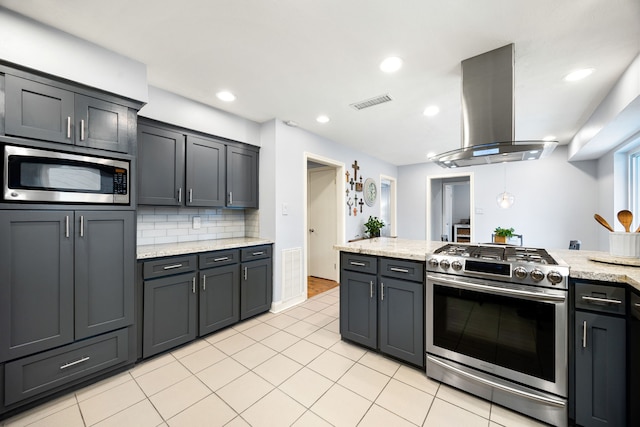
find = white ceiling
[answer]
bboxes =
[2,0,639,165]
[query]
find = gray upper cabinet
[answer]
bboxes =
[5,74,130,153]
[0,211,74,362]
[227,145,259,208]
[137,123,185,206]
[186,135,226,207]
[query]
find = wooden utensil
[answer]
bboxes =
[617,209,633,232]
[594,214,615,232]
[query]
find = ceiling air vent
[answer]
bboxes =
[350,94,393,110]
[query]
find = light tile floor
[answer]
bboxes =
[1,287,548,427]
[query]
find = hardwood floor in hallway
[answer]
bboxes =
[307,276,339,298]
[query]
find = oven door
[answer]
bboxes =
[426,272,567,397]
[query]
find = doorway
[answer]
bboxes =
[380,175,397,237]
[426,173,474,242]
[305,154,344,298]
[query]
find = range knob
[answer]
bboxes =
[530,269,545,282]
[451,260,463,271]
[547,270,563,285]
[439,259,451,270]
[428,258,440,268]
[513,266,528,279]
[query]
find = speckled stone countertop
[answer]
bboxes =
[336,238,640,292]
[137,237,273,260]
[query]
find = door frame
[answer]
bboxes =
[379,174,397,237]
[304,152,345,285]
[426,172,474,242]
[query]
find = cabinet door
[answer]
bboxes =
[199,265,240,335]
[186,135,226,207]
[74,211,135,339]
[4,75,75,144]
[378,277,424,367]
[0,211,74,362]
[138,123,185,205]
[143,273,197,358]
[75,94,129,153]
[339,270,377,349]
[240,258,272,320]
[226,146,258,208]
[575,311,626,427]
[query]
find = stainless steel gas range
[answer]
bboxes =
[426,244,569,427]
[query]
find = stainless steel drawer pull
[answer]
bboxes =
[65,215,69,238]
[66,117,71,139]
[350,261,366,267]
[214,257,229,262]
[583,320,587,348]
[229,192,233,205]
[244,267,248,280]
[163,264,183,270]
[390,267,410,273]
[252,251,265,256]
[60,356,90,370]
[189,188,193,203]
[581,295,622,305]
[370,281,373,298]
[381,282,385,301]
[80,216,84,237]
[80,119,85,141]
[192,277,196,293]
[202,275,206,291]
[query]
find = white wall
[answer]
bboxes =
[398,146,600,250]
[0,8,148,102]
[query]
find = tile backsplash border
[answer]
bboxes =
[137,206,259,245]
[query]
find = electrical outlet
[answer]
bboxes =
[193,216,201,229]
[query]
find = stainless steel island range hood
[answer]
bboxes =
[432,44,557,168]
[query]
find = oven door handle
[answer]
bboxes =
[427,355,566,408]
[427,274,566,303]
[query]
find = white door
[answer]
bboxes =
[308,167,337,280]
[442,184,454,241]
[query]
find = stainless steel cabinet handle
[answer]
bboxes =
[178,188,182,203]
[163,264,183,270]
[192,277,196,293]
[65,215,69,238]
[244,267,248,280]
[66,117,71,139]
[60,356,90,370]
[80,119,85,141]
[202,275,206,291]
[635,303,640,308]
[381,282,385,301]
[350,261,366,267]
[189,188,193,203]
[582,320,587,348]
[214,257,229,262]
[370,281,373,298]
[252,251,265,256]
[581,295,622,305]
[80,216,84,237]
[390,267,409,273]
[229,192,233,205]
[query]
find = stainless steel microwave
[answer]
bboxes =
[3,145,129,204]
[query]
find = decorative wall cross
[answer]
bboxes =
[345,170,350,183]
[352,160,360,181]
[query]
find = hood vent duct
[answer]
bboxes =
[432,44,556,168]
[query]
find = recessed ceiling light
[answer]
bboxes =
[216,91,236,102]
[423,106,440,116]
[564,68,594,82]
[543,135,557,141]
[316,115,330,124]
[426,152,436,159]
[380,56,403,73]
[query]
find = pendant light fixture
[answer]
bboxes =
[496,163,515,209]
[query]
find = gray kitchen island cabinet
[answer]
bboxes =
[4,74,132,154]
[340,252,425,367]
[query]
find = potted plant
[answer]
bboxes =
[364,216,385,238]
[494,227,515,244]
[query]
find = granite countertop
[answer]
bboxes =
[336,238,640,292]
[137,237,273,260]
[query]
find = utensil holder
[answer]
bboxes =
[609,232,640,257]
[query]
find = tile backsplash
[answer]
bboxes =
[137,206,256,245]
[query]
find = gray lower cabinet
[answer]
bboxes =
[4,74,131,153]
[199,264,240,335]
[574,282,626,427]
[240,246,273,320]
[340,253,425,367]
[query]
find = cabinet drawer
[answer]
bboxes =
[241,245,272,262]
[341,252,377,274]
[379,258,424,283]
[143,255,197,279]
[4,329,128,405]
[199,249,239,268]
[574,282,626,315]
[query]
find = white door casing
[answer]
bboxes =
[308,167,337,280]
